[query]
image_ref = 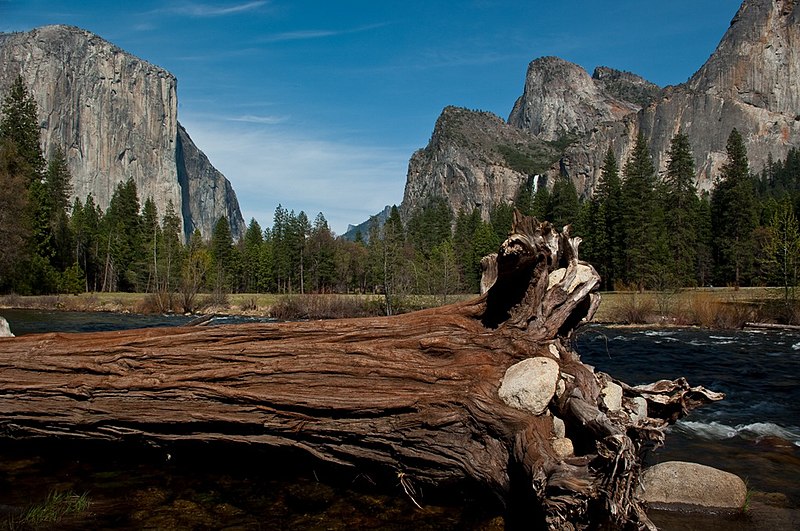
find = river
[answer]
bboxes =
[0,310,798,529]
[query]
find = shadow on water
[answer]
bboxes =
[0,438,504,530]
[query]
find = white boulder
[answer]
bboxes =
[0,316,13,338]
[498,357,560,415]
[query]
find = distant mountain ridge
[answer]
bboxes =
[0,24,245,240]
[396,0,800,221]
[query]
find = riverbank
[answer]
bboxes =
[0,287,793,327]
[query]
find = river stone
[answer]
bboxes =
[0,316,13,338]
[601,381,623,411]
[551,437,574,459]
[638,461,747,510]
[552,415,566,438]
[498,357,559,415]
[629,396,648,423]
[548,343,560,359]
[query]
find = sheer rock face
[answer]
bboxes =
[632,0,800,191]
[402,0,800,215]
[176,124,245,240]
[507,57,643,142]
[401,106,555,220]
[0,25,244,240]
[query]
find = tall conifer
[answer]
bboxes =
[711,129,758,286]
[663,132,699,286]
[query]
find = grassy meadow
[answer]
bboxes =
[0,287,795,328]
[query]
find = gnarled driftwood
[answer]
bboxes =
[0,212,721,529]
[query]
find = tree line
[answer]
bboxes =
[2,76,799,311]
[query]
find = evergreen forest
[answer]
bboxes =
[2,78,800,312]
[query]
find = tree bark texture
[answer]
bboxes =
[0,212,721,529]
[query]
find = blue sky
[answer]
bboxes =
[1,0,742,234]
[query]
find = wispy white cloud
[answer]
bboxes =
[179,114,410,235]
[259,23,390,44]
[164,1,268,18]
[132,22,156,32]
[261,29,339,42]
[228,114,289,125]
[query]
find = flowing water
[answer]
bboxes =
[0,311,798,529]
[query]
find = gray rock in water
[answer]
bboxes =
[638,461,747,510]
[498,357,559,415]
[0,316,13,337]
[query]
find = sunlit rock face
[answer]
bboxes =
[400,106,549,221]
[0,24,244,240]
[508,57,643,142]
[402,0,800,216]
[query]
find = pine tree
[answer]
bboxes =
[453,208,482,292]
[210,216,234,295]
[242,218,265,292]
[0,139,31,291]
[711,129,758,286]
[764,196,800,319]
[584,148,623,290]
[695,193,714,287]
[620,133,662,289]
[515,176,536,216]
[159,200,183,297]
[530,182,552,221]
[290,211,311,294]
[663,132,699,286]
[0,76,45,179]
[490,202,514,243]
[140,197,161,292]
[100,178,141,291]
[308,212,336,293]
[406,197,452,257]
[0,76,57,293]
[550,176,580,229]
[380,206,407,314]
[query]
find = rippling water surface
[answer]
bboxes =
[1,311,798,529]
[577,326,800,505]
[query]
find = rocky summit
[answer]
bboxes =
[400,0,800,218]
[0,25,245,240]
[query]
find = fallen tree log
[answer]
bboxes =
[0,212,721,529]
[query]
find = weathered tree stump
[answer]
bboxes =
[0,212,721,529]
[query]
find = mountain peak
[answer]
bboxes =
[688,0,800,113]
[400,0,800,221]
[0,25,245,240]
[507,57,642,142]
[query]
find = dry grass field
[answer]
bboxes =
[0,287,793,327]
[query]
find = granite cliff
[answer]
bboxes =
[400,0,800,217]
[401,106,558,221]
[0,25,244,240]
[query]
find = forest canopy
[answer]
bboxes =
[2,78,799,306]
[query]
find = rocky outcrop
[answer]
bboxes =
[508,57,643,142]
[176,124,244,239]
[0,316,13,338]
[401,106,557,220]
[591,67,660,108]
[554,0,800,193]
[401,0,800,215]
[0,25,244,240]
